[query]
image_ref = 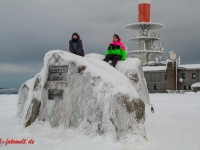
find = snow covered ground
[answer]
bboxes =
[0,93,200,150]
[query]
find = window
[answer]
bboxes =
[184,85,188,90]
[192,73,196,79]
[182,73,186,79]
[154,85,158,90]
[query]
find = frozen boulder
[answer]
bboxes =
[116,59,149,105]
[85,53,149,104]
[18,50,148,140]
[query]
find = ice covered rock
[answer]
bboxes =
[116,59,149,105]
[18,50,149,140]
[86,53,149,104]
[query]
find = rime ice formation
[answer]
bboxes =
[18,50,149,140]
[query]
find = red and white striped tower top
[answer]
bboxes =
[138,0,151,22]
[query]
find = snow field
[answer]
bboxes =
[0,93,200,150]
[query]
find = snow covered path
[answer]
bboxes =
[0,93,200,150]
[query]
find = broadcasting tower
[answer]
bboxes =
[124,0,165,64]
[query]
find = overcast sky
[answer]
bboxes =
[0,0,200,88]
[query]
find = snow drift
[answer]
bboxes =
[17,50,149,140]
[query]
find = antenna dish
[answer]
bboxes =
[149,54,156,61]
[179,78,183,83]
[160,47,164,51]
[169,51,177,60]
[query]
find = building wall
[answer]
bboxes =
[177,69,200,90]
[144,69,200,93]
[144,71,167,93]
[147,83,166,93]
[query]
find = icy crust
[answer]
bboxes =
[85,53,105,60]
[17,50,149,140]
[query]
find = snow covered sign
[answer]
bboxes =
[48,65,69,81]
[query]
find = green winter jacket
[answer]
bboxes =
[105,40,126,60]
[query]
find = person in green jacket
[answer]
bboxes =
[103,34,126,67]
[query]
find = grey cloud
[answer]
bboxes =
[0,0,200,87]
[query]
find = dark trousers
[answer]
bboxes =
[151,108,154,113]
[103,54,122,67]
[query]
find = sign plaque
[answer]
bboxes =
[48,65,69,81]
[48,89,63,100]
